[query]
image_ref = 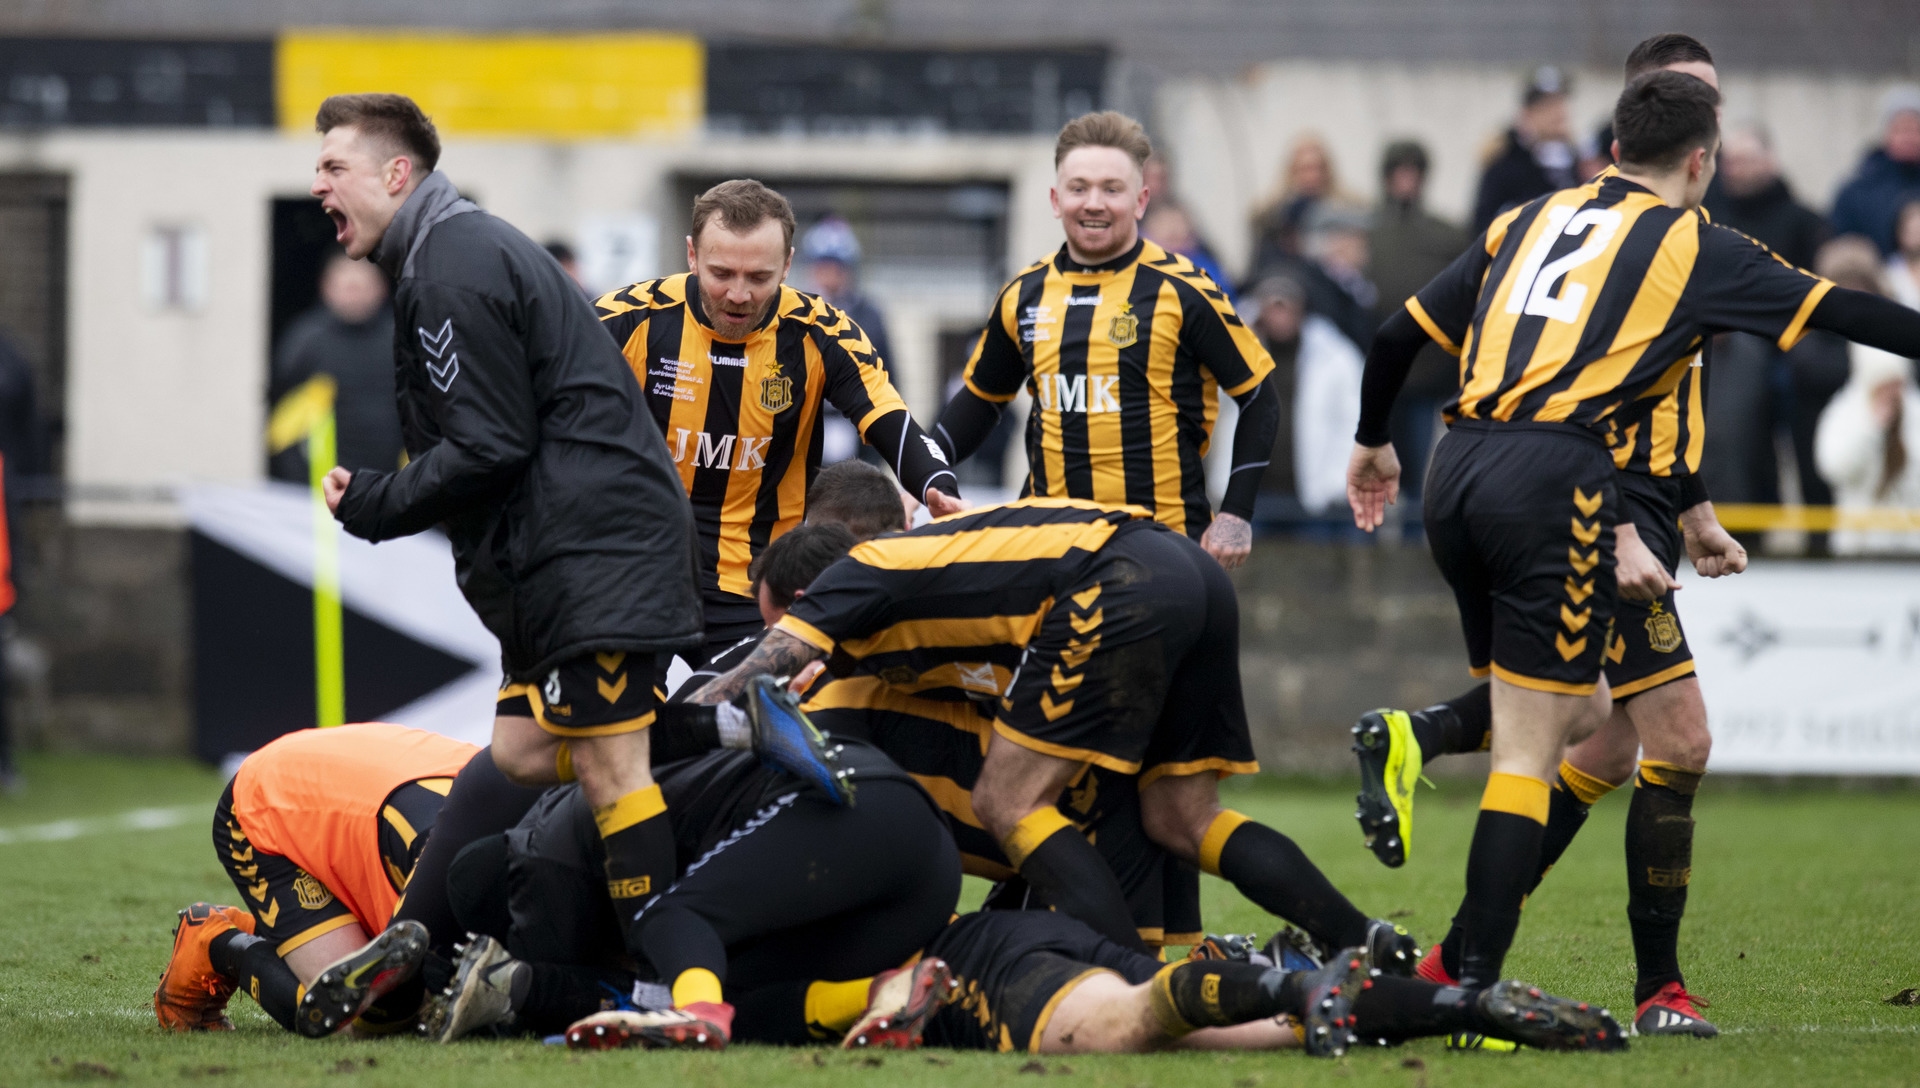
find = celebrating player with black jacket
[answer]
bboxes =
[310,93,742,1019]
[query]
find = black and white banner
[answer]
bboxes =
[1685,562,1920,775]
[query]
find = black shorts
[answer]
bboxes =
[923,910,1162,1053]
[693,590,767,670]
[1606,474,1696,700]
[213,778,448,953]
[497,651,665,738]
[996,523,1259,782]
[804,686,1203,946]
[1424,422,1619,696]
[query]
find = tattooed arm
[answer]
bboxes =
[692,629,828,706]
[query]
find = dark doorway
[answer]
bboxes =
[269,196,342,361]
[0,172,69,491]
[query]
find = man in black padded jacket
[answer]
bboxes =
[308,92,714,1026]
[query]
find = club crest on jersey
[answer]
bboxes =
[758,360,794,413]
[1107,301,1139,348]
[1645,601,1683,654]
[292,870,335,911]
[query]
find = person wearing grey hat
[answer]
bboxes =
[1471,65,1579,234]
[1830,84,1920,256]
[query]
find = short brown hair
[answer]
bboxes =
[315,93,441,173]
[1054,111,1152,171]
[748,522,857,609]
[807,459,908,540]
[691,179,796,250]
[1614,70,1720,171]
[1624,33,1714,80]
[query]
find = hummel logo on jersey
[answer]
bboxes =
[1063,294,1101,306]
[920,434,949,465]
[417,319,460,392]
[1034,373,1121,413]
[670,428,772,470]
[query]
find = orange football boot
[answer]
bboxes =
[154,903,255,1032]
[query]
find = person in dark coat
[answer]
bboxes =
[269,251,403,481]
[1697,121,1835,514]
[1830,85,1920,256]
[308,93,712,1029]
[1472,66,1579,234]
[1370,140,1467,502]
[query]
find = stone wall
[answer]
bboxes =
[9,511,191,755]
[5,522,1473,772]
[1232,539,1487,778]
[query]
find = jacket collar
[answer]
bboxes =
[370,170,481,282]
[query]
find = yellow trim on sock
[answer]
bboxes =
[294,983,306,1006]
[1197,810,1251,877]
[1480,772,1550,824]
[1146,963,1195,1037]
[594,784,666,837]
[1637,759,1704,795]
[1002,807,1074,869]
[804,978,873,1036]
[1557,760,1618,806]
[555,742,576,784]
[671,967,724,1009]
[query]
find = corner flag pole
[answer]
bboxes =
[306,404,346,727]
[272,375,347,728]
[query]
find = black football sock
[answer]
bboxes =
[1407,683,1492,762]
[1456,773,1549,988]
[1147,960,1289,1033]
[1626,761,1701,1005]
[1204,812,1371,951]
[1350,976,1492,1043]
[516,963,634,1035]
[651,704,753,763]
[1004,808,1145,952]
[393,747,545,959]
[1438,761,1611,978]
[211,930,302,1032]
[632,902,730,1001]
[594,786,679,959]
[732,981,817,1045]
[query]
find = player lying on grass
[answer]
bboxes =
[435,897,1624,1056]
[154,723,476,1037]
[694,497,1420,972]
[419,725,959,1048]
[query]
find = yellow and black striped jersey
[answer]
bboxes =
[596,274,910,601]
[962,240,1274,537]
[775,498,1149,703]
[1408,174,1832,474]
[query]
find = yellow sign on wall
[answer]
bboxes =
[278,30,704,139]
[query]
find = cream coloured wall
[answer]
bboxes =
[0,128,1058,525]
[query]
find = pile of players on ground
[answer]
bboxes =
[154,461,1624,1058]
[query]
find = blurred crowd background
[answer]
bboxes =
[0,0,1917,768]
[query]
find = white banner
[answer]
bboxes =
[1683,561,1920,775]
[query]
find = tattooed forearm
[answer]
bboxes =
[692,629,827,705]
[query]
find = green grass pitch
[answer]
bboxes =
[1,753,1916,1086]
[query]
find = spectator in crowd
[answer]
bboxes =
[1830,85,1920,256]
[1704,122,1829,269]
[268,251,403,483]
[799,216,894,465]
[1697,121,1834,516]
[1244,273,1364,527]
[1816,343,1920,555]
[1709,238,1891,546]
[1369,139,1467,501]
[1249,133,1346,273]
[1472,66,1579,234]
[1144,201,1236,302]
[543,240,589,294]
[1882,197,1920,309]
[1295,203,1378,351]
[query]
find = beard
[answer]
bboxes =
[700,284,776,339]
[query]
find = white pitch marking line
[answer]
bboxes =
[0,804,201,845]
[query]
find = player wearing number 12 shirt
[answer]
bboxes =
[1347,71,1920,993]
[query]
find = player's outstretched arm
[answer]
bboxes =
[1679,501,1747,578]
[1347,309,1431,532]
[691,629,826,706]
[1806,286,1920,360]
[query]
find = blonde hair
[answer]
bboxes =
[1055,111,1153,171]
